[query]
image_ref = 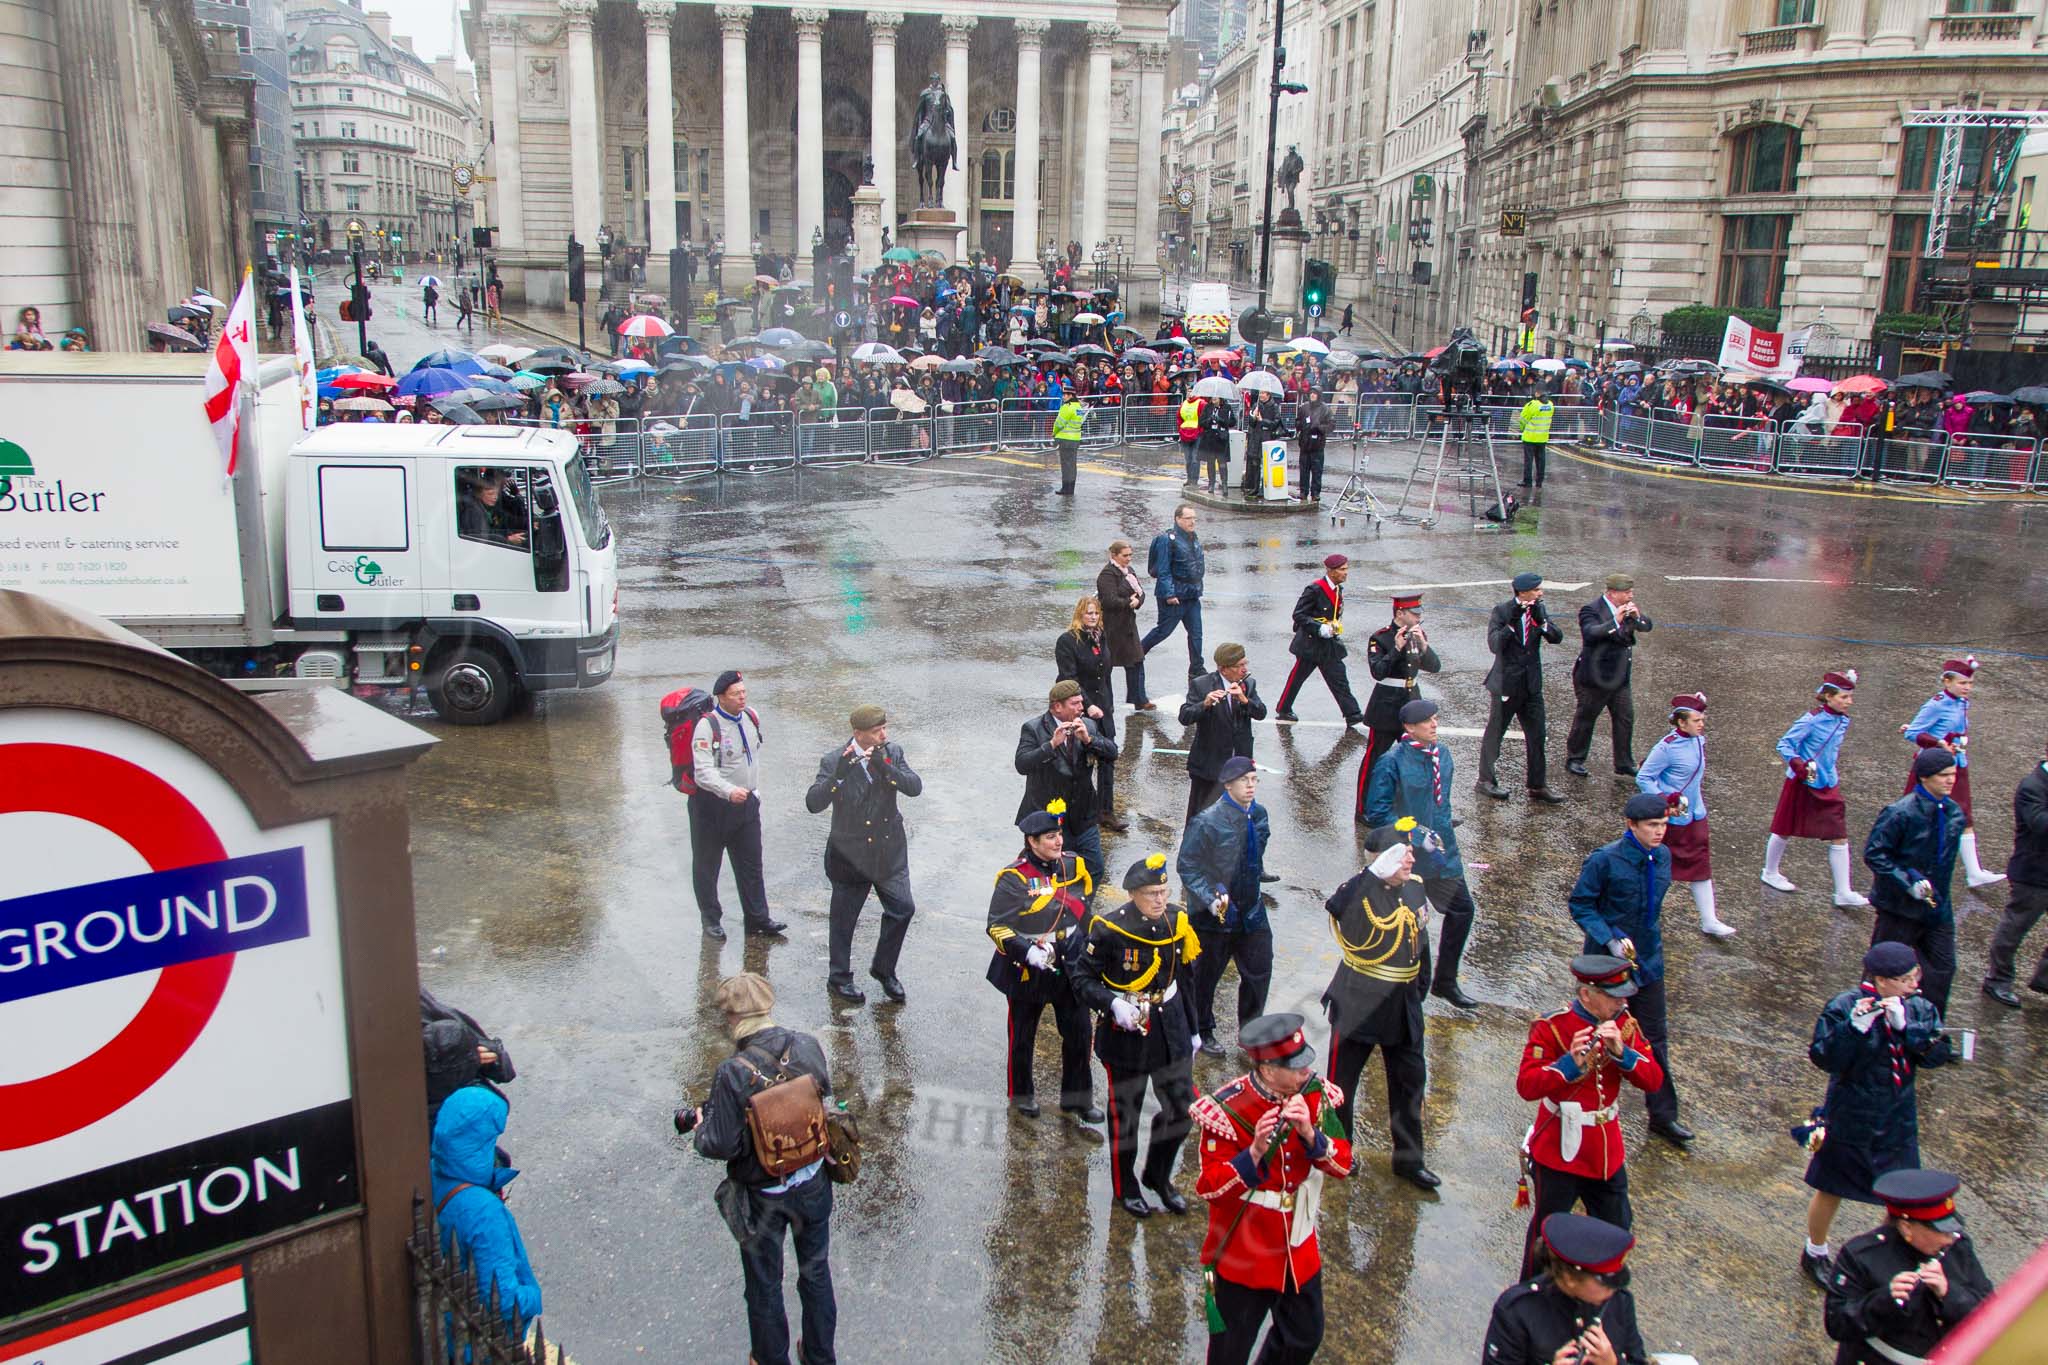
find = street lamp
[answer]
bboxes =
[1252,0,1310,364]
[344,218,369,356]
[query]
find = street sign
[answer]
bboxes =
[1306,302,1324,318]
[1501,209,1527,237]
[0,709,356,1318]
[1411,173,1435,199]
[0,1264,250,1363]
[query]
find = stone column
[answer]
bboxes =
[1866,0,1918,47]
[1011,19,1048,282]
[217,119,254,277]
[868,12,903,233]
[640,1,678,257]
[562,0,603,263]
[717,4,755,288]
[1822,0,1867,50]
[1081,23,1119,256]
[1133,42,1168,308]
[53,0,150,347]
[795,8,829,255]
[941,15,977,233]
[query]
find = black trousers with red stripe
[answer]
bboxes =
[1104,1060,1193,1199]
[1275,653,1362,723]
[1353,726,1400,821]
[1006,990,1095,1110]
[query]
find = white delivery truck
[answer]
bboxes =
[0,352,618,725]
[1183,281,1235,344]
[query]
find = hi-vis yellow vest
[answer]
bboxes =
[1179,397,1202,438]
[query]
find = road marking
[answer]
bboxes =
[963,451,1188,486]
[1557,444,2011,505]
[1365,578,1592,592]
[1148,749,1283,773]
[1127,709,1517,740]
[1664,575,1920,593]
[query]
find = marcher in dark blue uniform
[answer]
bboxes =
[1823,1169,1992,1365]
[1798,941,1951,1289]
[985,808,1102,1123]
[1177,756,1274,1057]
[1482,1213,1651,1365]
[1864,748,1967,1016]
[1567,792,1693,1146]
[1363,698,1478,1007]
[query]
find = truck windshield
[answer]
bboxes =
[565,454,612,551]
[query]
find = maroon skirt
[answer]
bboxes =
[1770,778,1847,841]
[1664,817,1711,881]
[1901,764,1971,821]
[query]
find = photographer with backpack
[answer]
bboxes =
[665,671,787,941]
[683,973,840,1365]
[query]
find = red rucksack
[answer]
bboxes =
[661,687,762,794]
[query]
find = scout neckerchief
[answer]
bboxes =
[1404,735,1443,805]
[1858,982,1911,1089]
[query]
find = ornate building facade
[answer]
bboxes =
[462,0,1176,303]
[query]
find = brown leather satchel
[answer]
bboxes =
[737,1043,829,1178]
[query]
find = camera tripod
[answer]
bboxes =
[1394,404,1511,531]
[1328,419,1387,535]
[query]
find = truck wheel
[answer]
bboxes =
[428,646,514,725]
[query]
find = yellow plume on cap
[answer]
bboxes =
[1146,852,1167,869]
[1046,799,1067,815]
[1395,816,1418,832]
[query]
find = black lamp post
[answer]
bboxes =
[345,218,368,356]
[1252,0,1309,365]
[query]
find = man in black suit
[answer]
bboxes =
[805,703,923,1004]
[1566,574,1653,777]
[1016,680,1119,901]
[1477,572,1568,803]
[1983,741,2048,1008]
[1275,553,1363,726]
[1179,642,1267,824]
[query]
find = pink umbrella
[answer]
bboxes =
[886,295,923,308]
[559,371,599,388]
[1787,376,1833,395]
[1832,374,1888,395]
[617,314,673,338]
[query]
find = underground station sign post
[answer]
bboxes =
[0,591,435,1361]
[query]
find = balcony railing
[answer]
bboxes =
[1739,22,1822,56]
[1932,11,2032,42]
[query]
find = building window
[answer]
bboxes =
[340,87,354,102]
[344,187,362,210]
[1716,215,1792,310]
[1944,0,2016,11]
[341,121,356,139]
[623,146,635,192]
[341,152,359,173]
[1774,0,1816,22]
[1898,126,1997,193]
[1882,214,1929,313]
[1727,123,1799,194]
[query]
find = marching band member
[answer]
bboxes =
[1900,656,2005,889]
[984,805,1102,1124]
[1763,669,1872,908]
[1636,692,1734,937]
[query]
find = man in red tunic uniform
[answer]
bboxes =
[1516,955,1666,1278]
[1191,1012,1354,1364]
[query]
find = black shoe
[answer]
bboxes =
[1146,1182,1190,1215]
[1199,1040,1226,1058]
[1118,1195,1155,1219]
[746,919,788,937]
[1614,762,1639,776]
[1274,710,1300,723]
[1100,816,1131,833]
[828,978,867,1004]
[1801,1249,1834,1291]
[1477,781,1510,800]
[1983,981,2022,1008]
[1565,759,1590,777]
[1649,1119,1696,1147]
[1431,982,1479,1009]
[868,968,907,1002]
[1012,1096,1040,1119]
[1061,1103,1106,1124]
[1393,1163,1442,1191]
[702,922,728,941]
[1259,872,1280,884]
[1530,788,1569,804]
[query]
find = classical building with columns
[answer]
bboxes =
[462,0,1175,307]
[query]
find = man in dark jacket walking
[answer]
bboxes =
[1568,792,1694,1146]
[1274,553,1364,726]
[1566,574,1654,776]
[1016,680,1119,900]
[1478,571,1568,803]
[805,704,921,1005]
[1865,748,1967,1016]
[1176,756,1274,1057]
[1983,740,2048,1007]
[687,973,838,1365]
[1179,642,1266,824]
[1140,505,1206,679]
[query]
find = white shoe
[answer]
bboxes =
[1968,871,2008,889]
[1833,890,1872,909]
[1701,919,1738,939]
[1760,871,1798,893]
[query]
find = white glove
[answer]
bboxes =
[1191,1033,1204,1055]
[1318,623,1335,639]
[1110,997,1144,1031]
[1883,996,1907,1030]
[1850,999,1880,1034]
[1912,879,1934,903]
[1025,942,1054,970]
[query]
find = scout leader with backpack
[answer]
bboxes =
[664,671,787,940]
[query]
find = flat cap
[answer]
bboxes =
[1512,571,1544,592]
[1571,953,1638,997]
[1863,941,1919,978]
[849,703,887,731]
[1912,747,1958,779]
[1219,755,1257,783]
[1048,678,1084,704]
[1623,792,1671,822]
[1123,852,1170,891]
[713,669,745,696]
[1241,1012,1315,1068]
[1213,642,1247,668]
[714,971,775,1021]
[1605,573,1634,591]
[1399,698,1439,725]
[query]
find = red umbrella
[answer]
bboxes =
[617,313,673,338]
[1424,344,1447,360]
[886,295,923,308]
[331,371,397,390]
[1833,374,1888,395]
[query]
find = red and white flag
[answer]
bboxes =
[289,264,318,435]
[203,268,258,475]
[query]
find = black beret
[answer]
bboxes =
[1219,756,1257,782]
[1912,748,1958,778]
[1863,941,1918,978]
[1512,571,1543,592]
[1123,853,1170,891]
[713,669,744,696]
[1018,810,1063,837]
[1623,792,1670,822]
[1399,698,1439,725]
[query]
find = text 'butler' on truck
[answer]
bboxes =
[0,353,618,725]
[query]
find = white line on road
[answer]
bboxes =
[1148,749,1283,773]
[1663,575,1920,592]
[1128,710,1518,740]
[1363,579,1592,593]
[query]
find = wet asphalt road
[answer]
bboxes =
[371,300,2048,1361]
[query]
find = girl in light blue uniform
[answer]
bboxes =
[1638,691,1734,937]
[1763,668,1872,908]
[1900,656,2006,889]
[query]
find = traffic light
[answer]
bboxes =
[567,237,587,305]
[343,279,372,322]
[1302,258,1335,316]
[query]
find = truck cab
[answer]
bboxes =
[285,424,617,724]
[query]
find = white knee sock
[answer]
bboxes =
[1764,834,1789,878]
[1692,880,1725,929]
[1960,829,1995,881]
[1829,843,1857,898]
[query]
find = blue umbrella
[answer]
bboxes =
[315,365,360,382]
[1490,359,1527,372]
[462,375,517,394]
[479,363,515,379]
[757,327,805,347]
[745,354,785,371]
[613,357,655,374]
[507,374,547,391]
[411,348,482,375]
[1560,357,1591,369]
[397,366,473,398]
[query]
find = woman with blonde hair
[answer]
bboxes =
[1056,595,1125,831]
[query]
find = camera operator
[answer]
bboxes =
[680,973,838,1365]
[1431,327,1489,412]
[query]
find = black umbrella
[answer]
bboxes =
[1892,371,1951,390]
[1017,339,1059,351]
[146,321,202,349]
[167,305,207,323]
[522,357,576,374]
[2010,385,2048,406]
[1963,391,2015,406]
[435,403,484,425]
[1037,351,1074,366]
[939,358,979,374]
[1069,344,1113,360]
[1744,378,1793,395]
[782,340,836,362]
[471,393,525,412]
